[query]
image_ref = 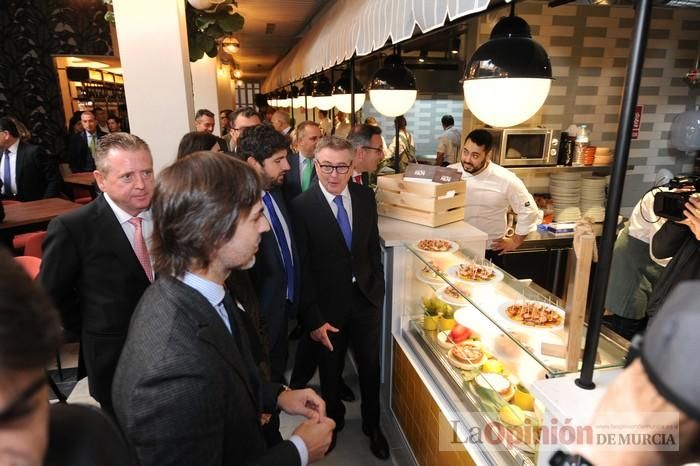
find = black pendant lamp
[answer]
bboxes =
[368,53,417,117]
[312,75,335,111]
[332,69,366,114]
[463,8,552,127]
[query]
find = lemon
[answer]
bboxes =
[512,386,535,411]
[482,359,504,374]
[423,315,438,331]
[499,404,526,427]
[438,316,456,331]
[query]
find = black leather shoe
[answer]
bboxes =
[365,427,390,460]
[339,380,356,402]
[326,431,337,455]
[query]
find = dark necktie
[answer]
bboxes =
[2,149,12,196]
[353,174,363,185]
[262,192,295,301]
[333,195,352,250]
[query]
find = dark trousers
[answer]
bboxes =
[268,301,294,384]
[290,334,318,389]
[317,285,380,431]
[602,314,648,341]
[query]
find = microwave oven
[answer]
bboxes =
[485,128,559,167]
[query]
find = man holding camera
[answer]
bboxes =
[645,193,700,321]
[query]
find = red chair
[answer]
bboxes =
[14,255,41,279]
[23,231,47,258]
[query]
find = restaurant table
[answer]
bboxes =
[63,172,97,199]
[0,198,82,246]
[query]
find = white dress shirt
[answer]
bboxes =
[318,182,353,229]
[103,192,154,267]
[449,161,539,243]
[0,140,19,196]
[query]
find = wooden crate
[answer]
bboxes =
[376,174,466,227]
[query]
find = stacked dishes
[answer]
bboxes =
[549,172,581,222]
[580,176,607,222]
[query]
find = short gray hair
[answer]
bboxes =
[95,133,151,172]
[314,135,354,158]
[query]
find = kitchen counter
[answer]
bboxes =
[521,223,605,249]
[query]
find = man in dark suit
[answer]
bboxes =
[292,136,389,459]
[283,121,320,201]
[240,124,300,384]
[40,133,155,413]
[112,151,334,466]
[66,110,106,173]
[0,116,61,201]
[347,124,385,187]
[194,108,228,153]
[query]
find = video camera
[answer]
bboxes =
[653,175,700,221]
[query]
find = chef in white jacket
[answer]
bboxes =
[449,129,539,264]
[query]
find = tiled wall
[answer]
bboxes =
[467,3,700,212]
[392,340,477,466]
[363,97,465,156]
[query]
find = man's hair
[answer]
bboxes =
[347,124,382,149]
[441,115,455,127]
[364,116,378,126]
[272,110,290,126]
[81,110,95,119]
[94,106,105,113]
[314,135,354,158]
[238,123,290,164]
[194,109,215,120]
[396,115,407,130]
[94,132,151,172]
[0,116,20,138]
[177,131,220,160]
[151,152,261,277]
[107,115,122,125]
[0,248,62,370]
[295,121,320,141]
[319,110,328,118]
[466,129,494,153]
[230,107,261,128]
[220,109,233,117]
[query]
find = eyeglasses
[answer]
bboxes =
[315,161,351,174]
[362,146,383,153]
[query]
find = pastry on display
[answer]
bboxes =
[448,263,504,285]
[415,238,458,253]
[504,301,564,329]
[474,373,516,401]
[417,261,445,283]
[447,341,487,370]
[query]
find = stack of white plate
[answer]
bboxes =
[580,176,607,222]
[550,172,582,222]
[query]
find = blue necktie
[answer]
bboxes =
[2,150,12,196]
[333,195,352,250]
[262,192,295,302]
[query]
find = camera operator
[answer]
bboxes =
[645,193,700,321]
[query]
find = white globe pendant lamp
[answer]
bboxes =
[463,10,552,128]
[368,54,417,117]
[332,69,366,114]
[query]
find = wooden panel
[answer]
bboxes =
[377,203,464,228]
[376,190,466,213]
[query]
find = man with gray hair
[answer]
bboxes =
[347,124,384,186]
[40,132,156,414]
[271,110,292,137]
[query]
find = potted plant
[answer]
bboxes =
[186,0,244,62]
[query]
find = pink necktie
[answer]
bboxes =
[128,217,154,282]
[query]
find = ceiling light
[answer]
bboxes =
[312,75,335,111]
[462,12,552,127]
[332,69,366,114]
[368,54,417,117]
[418,50,427,63]
[233,67,243,79]
[222,37,240,55]
[451,39,460,55]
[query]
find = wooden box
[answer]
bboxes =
[376,174,466,227]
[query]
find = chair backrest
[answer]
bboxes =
[14,256,41,279]
[23,230,47,258]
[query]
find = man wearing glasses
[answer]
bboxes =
[291,136,389,459]
[224,107,262,153]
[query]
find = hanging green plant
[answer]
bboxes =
[186,0,244,62]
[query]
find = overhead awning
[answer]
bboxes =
[261,0,491,92]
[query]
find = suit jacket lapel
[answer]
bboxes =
[92,196,150,283]
[310,184,351,253]
[15,142,27,188]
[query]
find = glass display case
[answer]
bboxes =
[399,240,628,465]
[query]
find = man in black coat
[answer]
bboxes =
[40,133,155,413]
[241,124,300,384]
[291,136,389,459]
[0,116,61,201]
[112,152,334,466]
[66,110,106,173]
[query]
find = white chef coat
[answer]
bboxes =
[449,161,539,244]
